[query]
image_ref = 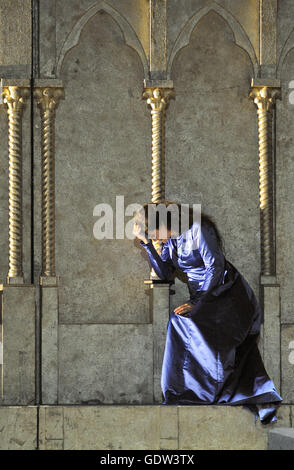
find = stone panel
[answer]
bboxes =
[58,324,153,404]
[1,286,35,405]
[0,406,37,450]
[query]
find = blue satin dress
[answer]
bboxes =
[140,219,282,424]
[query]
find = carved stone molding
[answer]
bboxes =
[167,2,258,79]
[56,1,148,78]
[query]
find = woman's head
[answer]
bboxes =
[134,200,224,251]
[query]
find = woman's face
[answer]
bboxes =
[153,226,172,243]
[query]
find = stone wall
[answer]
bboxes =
[0,0,293,413]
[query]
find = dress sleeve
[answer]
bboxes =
[139,239,175,281]
[193,221,225,293]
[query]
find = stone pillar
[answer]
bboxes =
[141,2,174,404]
[259,0,278,78]
[261,276,281,392]
[34,80,64,404]
[1,79,30,284]
[249,78,281,392]
[144,280,171,403]
[1,284,35,404]
[0,80,35,405]
[142,86,174,401]
[149,0,167,80]
[40,285,59,404]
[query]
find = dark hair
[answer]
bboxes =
[138,200,225,253]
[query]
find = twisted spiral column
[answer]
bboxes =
[143,87,174,278]
[34,86,64,283]
[2,86,30,283]
[143,88,174,205]
[249,85,281,276]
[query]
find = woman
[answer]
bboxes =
[133,201,282,424]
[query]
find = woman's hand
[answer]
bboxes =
[174,302,194,316]
[133,221,148,244]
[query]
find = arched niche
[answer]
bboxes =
[55,9,151,324]
[165,10,260,312]
[167,2,258,79]
[56,0,148,78]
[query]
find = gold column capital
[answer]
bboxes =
[1,85,30,110]
[143,87,175,111]
[249,79,281,111]
[33,87,65,112]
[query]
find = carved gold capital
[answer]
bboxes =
[249,86,281,112]
[1,85,30,283]
[33,87,64,112]
[142,87,174,112]
[2,86,30,113]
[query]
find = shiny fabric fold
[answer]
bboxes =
[160,260,282,424]
[139,220,282,424]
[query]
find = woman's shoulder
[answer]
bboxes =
[184,218,212,240]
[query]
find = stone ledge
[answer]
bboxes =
[0,405,293,450]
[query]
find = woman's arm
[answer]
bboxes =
[193,221,225,293]
[139,240,175,281]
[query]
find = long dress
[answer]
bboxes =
[139,219,282,424]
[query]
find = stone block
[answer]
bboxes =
[63,406,160,450]
[0,406,37,450]
[1,285,35,404]
[151,283,171,403]
[262,284,281,392]
[39,406,64,450]
[268,427,294,450]
[178,404,291,450]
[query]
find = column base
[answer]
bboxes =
[6,275,24,285]
[40,275,59,286]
